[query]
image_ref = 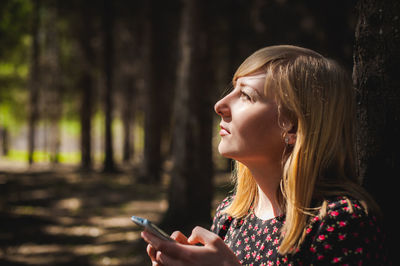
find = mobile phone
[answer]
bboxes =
[131,216,175,242]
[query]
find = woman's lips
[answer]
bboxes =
[219,125,231,136]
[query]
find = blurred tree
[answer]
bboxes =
[102,0,116,172]
[42,1,62,164]
[113,1,146,165]
[27,0,41,165]
[121,78,135,163]
[353,0,400,261]
[74,0,97,170]
[163,0,215,230]
[1,128,8,156]
[140,0,181,183]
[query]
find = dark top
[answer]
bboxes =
[211,196,388,265]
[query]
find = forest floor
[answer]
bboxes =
[0,162,232,266]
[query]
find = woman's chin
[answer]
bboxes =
[218,147,236,160]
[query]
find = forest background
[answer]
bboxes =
[0,0,398,265]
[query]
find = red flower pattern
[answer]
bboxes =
[211,196,388,265]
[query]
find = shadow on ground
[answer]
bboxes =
[0,167,231,266]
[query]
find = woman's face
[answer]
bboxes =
[214,73,286,165]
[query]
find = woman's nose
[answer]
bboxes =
[214,96,231,118]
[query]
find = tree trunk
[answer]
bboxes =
[353,0,400,260]
[102,0,116,172]
[1,128,8,156]
[78,2,95,171]
[122,77,134,163]
[80,74,93,170]
[141,0,180,183]
[27,0,41,165]
[163,0,215,232]
[44,2,62,165]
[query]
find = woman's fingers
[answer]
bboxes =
[146,243,164,266]
[156,250,184,266]
[187,226,221,246]
[170,231,189,244]
[188,227,241,265]
[143,230,188,260]
[142,228,240,266]
[142,231,190,266]
[141,231,189,259]
[146,244,157,261]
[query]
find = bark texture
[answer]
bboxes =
[353,0,400,260]
[163,0,215,231]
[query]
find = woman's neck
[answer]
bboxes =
[248,163,283,220]
[254,185,282,220]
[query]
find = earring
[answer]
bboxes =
[284,136,289,144]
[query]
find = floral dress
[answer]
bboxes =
[211,196,388,265]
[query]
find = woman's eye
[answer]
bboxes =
[240,91,252,101]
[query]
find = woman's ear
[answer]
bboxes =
[282,120,297,146]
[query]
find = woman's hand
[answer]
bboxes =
[142,226,240,266]
[145,230,189,265]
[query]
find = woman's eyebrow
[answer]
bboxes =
[237,82,261,97]
[236,74,266,95]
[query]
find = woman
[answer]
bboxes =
[141,45,387,265]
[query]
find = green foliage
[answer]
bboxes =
[0,0,32,61]
[0,0,32,131]
[0,62,28,106]
[60,117,80,136]
[0,104,10,128]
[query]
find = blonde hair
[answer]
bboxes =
[224,45,378,254]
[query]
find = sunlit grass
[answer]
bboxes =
[4,149,128,164]
[6,149,81,163]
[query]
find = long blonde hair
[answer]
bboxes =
[224,45,378,254]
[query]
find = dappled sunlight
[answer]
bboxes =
[0,169,171,265]
[54,198,82,211]
[70,244,115,255]
[15,244,65,255]
[53,215,76,226]
[123,199,168,217]
[0,166,231,265]
[17,188,53,201]
[13,205,51,216]
[44,225,103,237]
[6,243,119,265]
[89,216,136,229]
[5,247,72,265]
[98,231,139,243]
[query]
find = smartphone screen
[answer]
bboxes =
[131,216,175,242]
